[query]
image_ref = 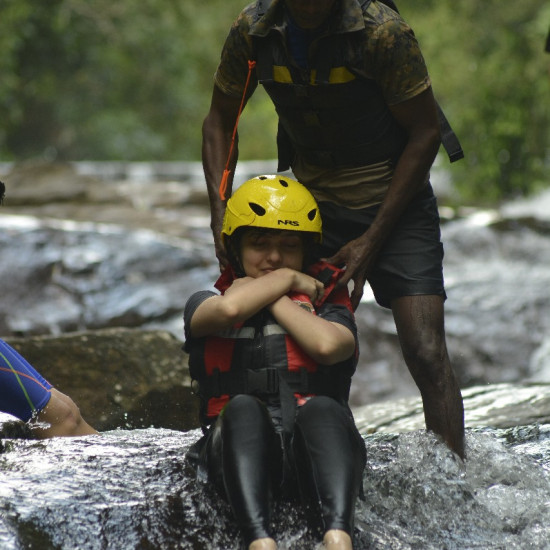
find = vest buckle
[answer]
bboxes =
[246,368,279,394]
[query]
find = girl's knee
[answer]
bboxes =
[224,394,265,418]
[297,396,344,425]
[222,395,272,434]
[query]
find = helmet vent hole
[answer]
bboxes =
[258,175,267,180]
[307,208,317,221]
[278,179,289,187]
[249,202,266,216]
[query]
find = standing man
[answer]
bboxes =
[202,0,465,458]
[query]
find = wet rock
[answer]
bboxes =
[2,161,550,409]
[1,424,549,549]
[1,161,92,205]
[2,328,198,432]
[0,217,216,335]
[2,325,550,440]
[353,382,550,435]
[0,160,217,337]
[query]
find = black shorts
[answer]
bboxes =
[316,185,446,309]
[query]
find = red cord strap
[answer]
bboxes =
[219,60,257,200]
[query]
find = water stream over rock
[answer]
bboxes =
[2,161,550,405]
[2,161,550,548]
[1,425,549,549]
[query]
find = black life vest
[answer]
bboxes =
[251,0,463,170]
[187,262,357,432]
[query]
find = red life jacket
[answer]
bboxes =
[187,261,357,430]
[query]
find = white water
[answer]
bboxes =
[1,425,549,549]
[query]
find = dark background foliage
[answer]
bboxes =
[0,0,548,202]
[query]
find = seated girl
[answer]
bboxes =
[183,175,366,550]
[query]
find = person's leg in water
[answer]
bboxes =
[317,193,465,459]
[0,339,97,438]
[292,396,366,550]
[392,294,465,458]
[31,388,97,438]
[206,395,282,550]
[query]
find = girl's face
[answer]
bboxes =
[240,229,304,278]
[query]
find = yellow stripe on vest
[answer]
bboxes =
[273,66,293,83]
[272,66,356,85]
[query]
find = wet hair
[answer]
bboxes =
[225,226,319,277]
[0,181,5,204]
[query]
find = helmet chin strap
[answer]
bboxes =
[219,60,257,201]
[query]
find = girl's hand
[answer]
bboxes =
[287,270,325,304]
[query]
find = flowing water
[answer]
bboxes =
[2,161,550,548]
[1,425,550,549]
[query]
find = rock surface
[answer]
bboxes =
[2,160,550,410]
[353,382,550,435]
[3,329,198,432]
[2,328,550,438]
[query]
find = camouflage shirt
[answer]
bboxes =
[214,0,431,105]
[214,0,432,207]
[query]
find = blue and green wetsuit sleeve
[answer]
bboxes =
[0,339,53,422]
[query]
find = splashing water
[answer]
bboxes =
[357,425,550,549]
[0,425,549,549]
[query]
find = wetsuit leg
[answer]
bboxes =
[205,394,282,546]
[0,339,52,422]
[292,396,366,535]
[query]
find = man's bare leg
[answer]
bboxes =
[392,294,465,458]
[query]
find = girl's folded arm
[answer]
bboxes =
[268,296,355,364]
[189,269,313,337]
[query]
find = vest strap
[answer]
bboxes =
[436,103,464,163]
[252,0,464,164]
[200,367,343,399]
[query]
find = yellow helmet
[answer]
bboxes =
[222,175,322,242]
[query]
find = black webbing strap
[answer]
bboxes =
[360,0,464,162]
[436,103,464,163]
[199,367,344,437]
[201,368,278,397]
[255,0,271,19]
[255,40,275,83]
[200,367,340,399]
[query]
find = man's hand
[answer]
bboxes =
[325,234,378,311]
[211,214,229,271]
[214,234,229,271]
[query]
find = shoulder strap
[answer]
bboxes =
[360,0,464,162]
[361,0,398,13]
[436,104,464,162]
[254,0,273,22]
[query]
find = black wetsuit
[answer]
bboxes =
[183,267,366,544]
[191,394,366,545]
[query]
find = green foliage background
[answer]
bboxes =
[0,0,548,201]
